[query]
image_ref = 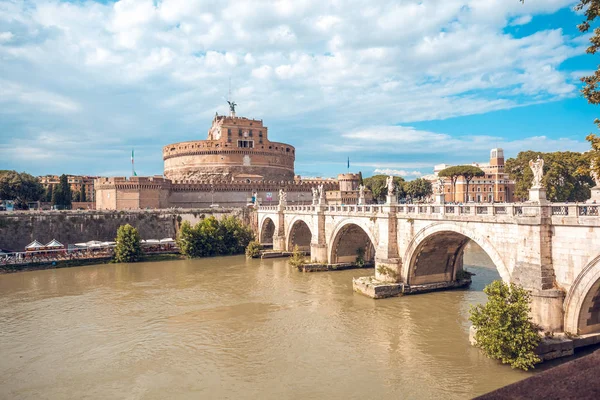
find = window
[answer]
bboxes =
[259,139,263,144]
[227,129,231,135]
[237,140,254,148]
[238,129,242,136]
[249,130,253,137]
[259,131,263,137]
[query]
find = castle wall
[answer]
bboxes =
[0,208,248,252]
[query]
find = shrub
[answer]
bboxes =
[355,247,365,267]
[469,280,541,370]
[289,245,306,268]
[245,241,262,258]
[177,216,254,258]
[114,224,142,263]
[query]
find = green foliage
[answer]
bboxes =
[51,174,73,209]
[177,216,254,258]
[245,240,262,258]
[288,245,306,268]
[505,151,593,202]
[355,247,365,267]
[363,174,405,202]
[80,185,86,202]
[469,281,541,370]
[0,170,44,207]
[404,178,433,200]
[114,224,143,263]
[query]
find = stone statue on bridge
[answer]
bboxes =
[529,156,545,189]
[437,179,445,194]
[278,189,287,205]
[386,175,396,195]
[311,187,319,205]
[591,160,600,188]
[358,184,365,205]
[317,184,326,204]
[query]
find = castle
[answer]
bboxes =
[95,108,367,210]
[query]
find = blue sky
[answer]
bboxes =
[0,0,598,179]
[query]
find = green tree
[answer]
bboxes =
[456,165,485,203]
[506,151,593,202]
[288,245,306,268]
[73,191,81,202]
[114,224,143,263]
[470,280,541,371]
[44,185,53,203]
[245,241,261,258]
[358,171,364,186]
[52,174,73,209]
[177,216,254,258]
[363,175,405,203]
[438,166,463,202]
[80,185,87,202]
[0,170,44,208]
[404,178,433,201]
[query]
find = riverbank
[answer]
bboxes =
[0,253,186,274]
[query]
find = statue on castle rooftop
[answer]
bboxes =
[227,100,237,115]
[529,155,544,189]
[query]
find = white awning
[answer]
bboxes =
[159,238,175,243]
[45,239,64,248]
[25,240,44,250]
[144,239,160,244]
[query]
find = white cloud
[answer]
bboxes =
[0,0,587,176]
[374,169,423,177]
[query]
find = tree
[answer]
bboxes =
[288,245,306,268]
[470,281,541,370]
[404,178,433,201]
[438,166,463,202]
[52,174,72,209]
[456,166,485,202]
[80,185,86,202]
[44,185,53,203]
[363,174,405,203]
[358,171,364,186]
[506,151,593,202]
[177,216,254,258]
[0,170,44,208]
[73,191,81,202]
[114,224,143,263]
[245,241,261,258]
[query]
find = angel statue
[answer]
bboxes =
[528,155,544,189]
[317,184,325,199]
[279,188,287,204]
[311,187,319,204]
[386,175,396,195]
[437,178,445,194]
[592,160,600,188]
[358,184,365,199]
[227,100,237,114]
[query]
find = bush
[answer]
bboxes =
[245,241,262,258]
[355,247,365,267]
[469,280,541,370]
[289,245,306,268]
[177,216,254,258]
[114,224,143,263]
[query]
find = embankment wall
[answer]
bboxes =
[0,208,249,252]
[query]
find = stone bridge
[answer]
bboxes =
[257,202,600,334]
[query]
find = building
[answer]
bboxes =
[426,148,515,203]
[95,107,373,210]
[163,112,295,182]
[39,175,97,201]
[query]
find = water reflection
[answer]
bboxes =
[0,244,529,399]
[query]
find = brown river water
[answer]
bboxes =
[0,244,557,399]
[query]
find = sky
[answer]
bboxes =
[0,0,599,179]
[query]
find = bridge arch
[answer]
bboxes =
[403,223,510,285]
[259,216,276,245]
[564,255,600,334]
[287,217,313,252]
[328,219,376,264]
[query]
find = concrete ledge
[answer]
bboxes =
[352,276,472,299]
[469,326,600,363]
[300,262,373,272]
[260,250,309,259]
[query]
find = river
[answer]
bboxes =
[0,244,541,399]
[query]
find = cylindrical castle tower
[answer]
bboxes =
[163,114,295,182]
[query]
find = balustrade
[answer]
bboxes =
[552,206,568,216]
[495,206,507,215]
[476,206,488,215]
[579,205,599,216]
